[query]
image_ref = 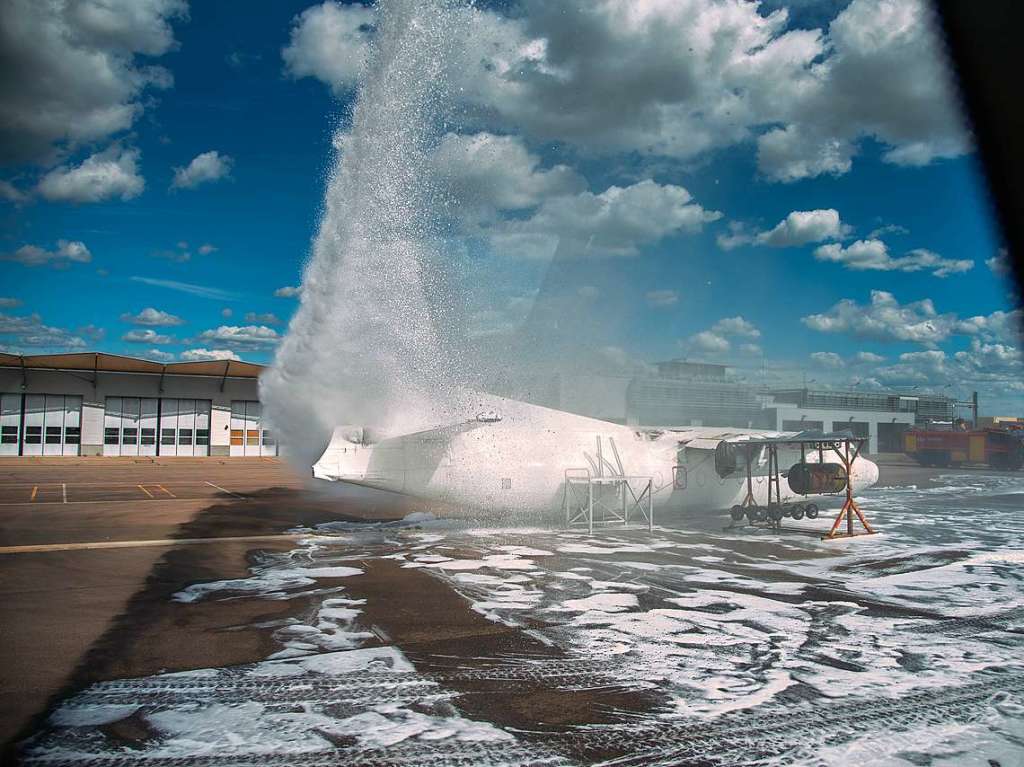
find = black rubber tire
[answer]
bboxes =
[791,505,805,521]
[754,506,768,522]
[730,505,745,522]
[805,503,819,519]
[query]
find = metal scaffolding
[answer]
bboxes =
[563,469,654,533]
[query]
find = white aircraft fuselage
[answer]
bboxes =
[312,396,879,516]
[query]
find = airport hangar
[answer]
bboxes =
[2,352,961,459]
[0,353,276,457]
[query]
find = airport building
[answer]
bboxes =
[558,359,958,454]
[758,389,930,453]
[1,351,965,458]
[0,353,276,457]
[626,360,768,429]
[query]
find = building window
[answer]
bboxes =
[65,427,80,445]
[161,428,176,445]
[0,426,17,444]
[195,428,209,446]
[230,429,243,446]
[25,426,42,444]
[104,427,119,445]
[246,430,259,446]
[122,428,138,445]
[141,428,156,446]
[262,430,275,446]
[178,428,193,445]
[45,426,62,444]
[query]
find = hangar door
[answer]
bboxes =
[1,394,24,456]
[159,399,212,457]
[230,401,277,456]
[22,394,82,456]
[104,397,159,457]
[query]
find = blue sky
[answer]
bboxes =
[1,0,1021,412]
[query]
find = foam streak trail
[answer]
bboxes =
[262,0,465,464]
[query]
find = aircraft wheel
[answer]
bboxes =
[768,504,784,522]
[804,503,819,519]
[730,505,745,522]
[791,505,805,521]
[754,506,768,522]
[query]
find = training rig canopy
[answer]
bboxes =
[725,431,876,541]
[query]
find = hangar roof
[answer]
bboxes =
[0,352,265,379]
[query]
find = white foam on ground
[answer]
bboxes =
[321,703,514,748]
[172,566,363,603]
[50,704,140,727]
[33,473,1024,763]
[554,593,639,613]
[424,554,539,571]
[399,473,1024,730]
[32,647,529,762]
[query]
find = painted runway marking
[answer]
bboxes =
[137,484,154,498]
[205,480,245,499]
[155,484,176,498]
[0,533,306,555]
[30,486,37,502]
[61,483,67,504]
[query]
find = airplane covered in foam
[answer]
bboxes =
[312,395,879,518]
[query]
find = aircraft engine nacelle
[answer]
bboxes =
[787,462,848,495]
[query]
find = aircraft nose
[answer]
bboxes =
[856,457,879,490]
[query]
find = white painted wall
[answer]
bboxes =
[770,405,915,454]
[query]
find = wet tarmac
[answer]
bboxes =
[2,456,1022,765]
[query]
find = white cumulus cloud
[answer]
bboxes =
[282,1,373,94]
[855,351,885,363]
[180,348,241,362]
[37,146,144,203]
[685,316,760,354]
[718,209,848,250]
[0,0,185,163]
[171,150,233,190]
[813,240,973,277]
[120,307,185,326]
[433,132,584,215]
[803,290,959,347]
[122,328,175,344]
[810,351,845,369]
[758,209,848,247]
[196,324,280,350]
[140,348,175,362]
[0,311,86,350]
[287,0,967,181]
[497,179,720,259]
[3,240,91,268]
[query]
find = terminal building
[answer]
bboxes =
[0,353,276,457]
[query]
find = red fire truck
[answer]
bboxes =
[903,425,1024,470]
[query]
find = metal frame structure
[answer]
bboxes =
[734,434,876,540]
[820,437,876,540]
[563,469,654,534]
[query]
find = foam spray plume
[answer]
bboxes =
[262,0,467,466]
